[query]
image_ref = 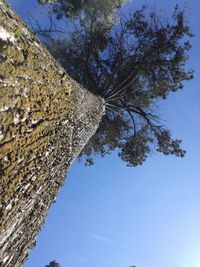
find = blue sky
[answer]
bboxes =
[9,0,200,266]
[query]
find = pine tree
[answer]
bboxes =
[45,260,61,267]
[43,4,193,166]
[0,1,103,266]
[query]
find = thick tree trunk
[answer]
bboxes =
[0,1,104,266]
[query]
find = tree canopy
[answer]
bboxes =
[37,0,126,21]
[37,2,193,166]
[45,260,61,267]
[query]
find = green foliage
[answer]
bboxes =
[37,0,126,21]
[40,4,193,166]
[119,127,153,167]
[45,260,61,267]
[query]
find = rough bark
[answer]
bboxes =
[0,1,104,266]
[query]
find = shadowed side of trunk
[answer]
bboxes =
[0,1,104,266]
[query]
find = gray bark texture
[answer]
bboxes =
[0,1,104,266]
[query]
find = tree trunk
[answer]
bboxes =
[0,1,104,266]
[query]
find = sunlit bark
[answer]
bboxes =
[0,1,104,266]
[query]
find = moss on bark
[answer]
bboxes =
[0,1,104,266]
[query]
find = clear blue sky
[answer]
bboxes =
[9,0,200,266]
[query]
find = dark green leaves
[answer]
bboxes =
[39,3,193,166]
[119,129,153,167]
[45,260,61,267]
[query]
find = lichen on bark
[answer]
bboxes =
[0,1,104,266]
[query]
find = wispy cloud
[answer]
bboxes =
[90,232,113,243]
